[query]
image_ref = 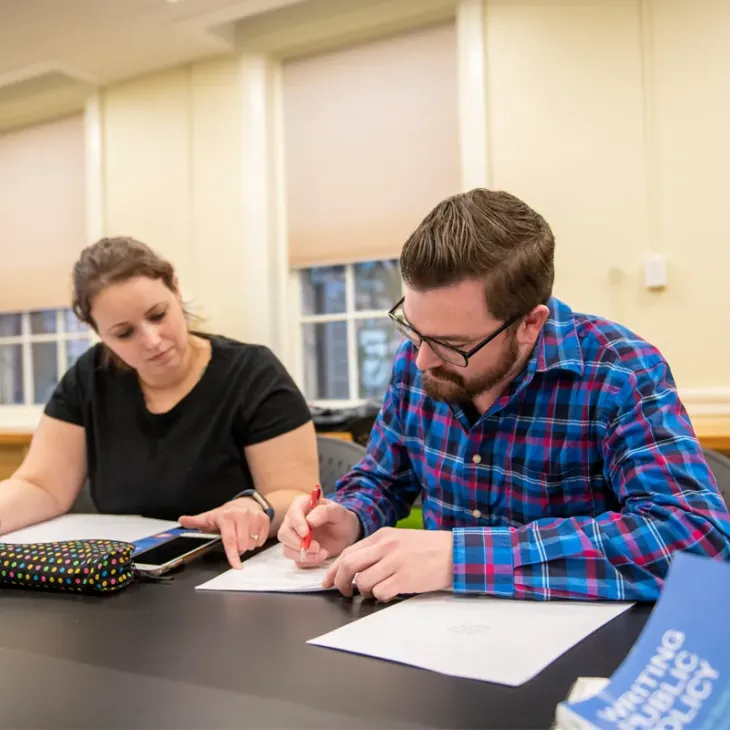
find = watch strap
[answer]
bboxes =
[233,489,275,520]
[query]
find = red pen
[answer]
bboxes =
[300,484,321,560]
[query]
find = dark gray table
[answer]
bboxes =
[0,548,650,729]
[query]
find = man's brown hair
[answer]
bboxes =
[400,189,555,321]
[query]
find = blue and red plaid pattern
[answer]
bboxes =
[331,297,730,601]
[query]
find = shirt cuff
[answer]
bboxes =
[452,527,516,597]
[329,494,387,538]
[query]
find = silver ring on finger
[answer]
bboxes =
[250,533,259,540]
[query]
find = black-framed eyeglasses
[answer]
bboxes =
[388,296,520,368]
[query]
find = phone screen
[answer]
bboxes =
[133,536,219,566]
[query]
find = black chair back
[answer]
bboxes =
[317,436,367,494]
[68,480,97,514]
[704,448,730,509]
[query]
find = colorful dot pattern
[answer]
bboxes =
[0,539,134,595]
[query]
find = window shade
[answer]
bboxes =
[0,114,86,313]
[283,22,461,269]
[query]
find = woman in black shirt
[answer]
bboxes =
[0,237,318,569]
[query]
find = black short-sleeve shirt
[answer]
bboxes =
[44,335,312,520]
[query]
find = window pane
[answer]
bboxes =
[301,266,346,315]
[302,322,349,399]
[354,260,401,312]
[32,342,58,405]
[30,309,57,335]
[0,344,23,404]
[0,313,21,337]
[356,318,403,401]
[66,338,91,369]
[62,308,86,333]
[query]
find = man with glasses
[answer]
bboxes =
[279,188,730,602]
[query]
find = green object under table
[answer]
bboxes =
[396,506,423,529]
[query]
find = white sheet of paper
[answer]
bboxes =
[307,593,633,686]
[1,514,179,545]
[196,544,334,593]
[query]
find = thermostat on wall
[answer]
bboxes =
[644,254,667,290]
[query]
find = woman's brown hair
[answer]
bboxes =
[72,236,177,329]
[72,236,180,367]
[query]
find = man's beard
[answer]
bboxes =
[421,335,520,404]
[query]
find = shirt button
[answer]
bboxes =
[472,509,482,519]
[472,454,482,464]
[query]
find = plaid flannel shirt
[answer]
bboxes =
[330,297,730,601]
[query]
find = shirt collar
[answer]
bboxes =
[447,297,584,426]
[531,297,584,376]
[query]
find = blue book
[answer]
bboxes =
[556,552,730,730]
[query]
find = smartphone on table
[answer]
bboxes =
[133,532,222,576]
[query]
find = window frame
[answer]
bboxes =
[0,308,93,408]
[296,259,403,406]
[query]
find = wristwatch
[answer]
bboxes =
[234,489,275,521]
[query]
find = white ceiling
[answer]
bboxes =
[0,0,308,90]
[0,0,454,132]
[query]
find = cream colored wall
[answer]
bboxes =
[103,68,194,285]
[3,0,727,431]
[95,0,730,403]
[483,0,730,394]
[101,57,248,341]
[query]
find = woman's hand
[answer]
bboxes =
[179,497,270,569]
